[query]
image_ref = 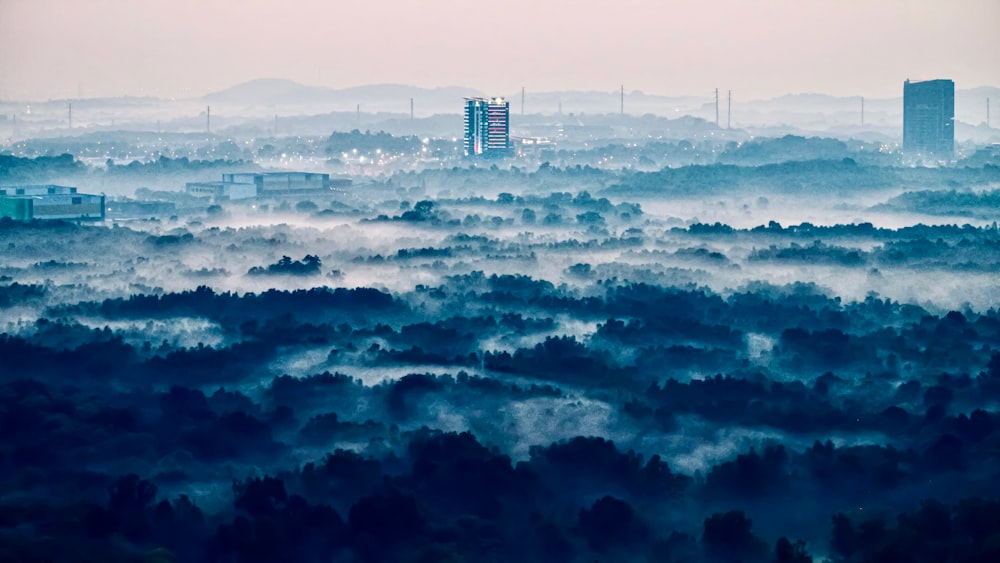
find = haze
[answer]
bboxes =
[1,0,997,101]
[4,0,1000,560]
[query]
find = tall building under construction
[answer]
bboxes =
[464,97,510,157]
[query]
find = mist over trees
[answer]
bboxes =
[3,115,1000,562]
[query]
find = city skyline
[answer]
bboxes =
[1,0,998,102]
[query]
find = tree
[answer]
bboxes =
[988,352,1000,379]
[577,496,646,552]
[295,200,318,212]
[108,474,158,541]
[576,211,605,226]
[775,537,812,563]
[831,513,858,557]
[349,489,425,545]
[703,510,765,560]
[234,476,288,516]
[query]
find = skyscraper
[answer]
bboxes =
[903,79,954,157]
[464,97,510,157]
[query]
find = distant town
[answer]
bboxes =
[1,78,996,225]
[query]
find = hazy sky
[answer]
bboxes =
[1,0,997,101]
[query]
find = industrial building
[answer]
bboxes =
[0,185,105,222]
[186,172,351,201]
[185,180,258,201]
[464,97,511,157]
[903,79,955,157]
[106,200,178,219]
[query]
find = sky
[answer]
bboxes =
[0,0,997,101]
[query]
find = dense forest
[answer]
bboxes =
[1,176,999,562]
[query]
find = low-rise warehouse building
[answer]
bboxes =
[186,172,351,201]
[185,181,258,201]
[0,185,105,222]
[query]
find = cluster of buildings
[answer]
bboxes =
[1,171,355,222]
[0,80,966,223]
[470,80,958,161]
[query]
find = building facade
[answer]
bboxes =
[464,97,510,156]
[186,172,349,201]
[0,185,105,222]
[903,79,954,157]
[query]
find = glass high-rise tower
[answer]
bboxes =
[464,97,510,157]
[903,79,954,157]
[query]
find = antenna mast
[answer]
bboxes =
[727,90,731,129]
[715,88,719,126]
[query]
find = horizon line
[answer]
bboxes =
[2,78,998,105]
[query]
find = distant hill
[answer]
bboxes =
[3,79,995,140]
[202,78,328,105]
[202,79,483,112]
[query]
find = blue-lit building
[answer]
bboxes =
[903,79,954,157]
[464,97,510,157]
[0,185,105,222]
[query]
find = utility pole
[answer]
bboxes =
[727,90,731,129]
[715,88,719,126]
[206,105,210,134]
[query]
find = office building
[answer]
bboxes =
[903,79,954,157]
[464,97,510,156]
[0,185,105,222]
